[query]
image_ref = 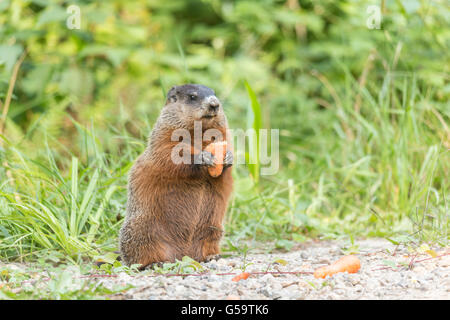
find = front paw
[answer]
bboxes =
[223,150,233,168]
[194,150,215,167]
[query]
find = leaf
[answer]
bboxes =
[425,250,437,258]
[21,64,53,95]
[244,80,262,183]
[0,289,15,300]
[0,269,9,280]
[95,252,119,264]
[382,260,398,269]
[37,6,68,27]
[59,67,94,101]
[0,44,23,73]
[51,269,74,295]
[79,46,130,67]
[129,264,142,272]
[386,235,412,245]
[0,0,10,12]
[180,256,204,272]
[340,241,360,255]
[305,280,317,289]
[273,258,288,266]
[275,239,294,251]
[112,260,122,268]
[417,243,431,253]
[70,156,79,236]
[400,0,421,14]
[99,263,112,273]
[386,238,399,245]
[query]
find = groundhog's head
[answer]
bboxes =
[162,84,227,129]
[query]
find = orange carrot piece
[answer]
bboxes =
[232,272,250,282]
[204,141,228,177]
[314,255,361,279]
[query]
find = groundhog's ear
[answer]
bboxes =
[167,95,177,104]
[166,86,177,104]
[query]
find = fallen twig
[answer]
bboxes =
[408,253,419,270]
[371,252,449,272]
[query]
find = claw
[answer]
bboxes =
[223,150,233,167]
[204,254,221,262]
[145,261,165,270]
[194,150,215,166]
[202,150,215,166]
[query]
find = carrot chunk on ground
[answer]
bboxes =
[314,255,361,279]
[232,272,250,282]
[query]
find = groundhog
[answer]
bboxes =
[119,84,233,268]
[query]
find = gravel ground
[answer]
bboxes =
[100,238,449,300]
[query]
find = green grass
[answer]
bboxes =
[227,73,448,246]
[0,262,132,300]
[0,123,132,262]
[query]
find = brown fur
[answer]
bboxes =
[119,86,233,268]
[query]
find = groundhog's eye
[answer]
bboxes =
[189,94,197,101]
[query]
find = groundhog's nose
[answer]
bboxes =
[209,103,219,112]
[207,96,220,112]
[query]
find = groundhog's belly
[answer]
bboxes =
[156,181,214,233]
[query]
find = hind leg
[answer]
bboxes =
[140,240,182,268]
[199,227,223,262]
[119,218,179,268]
[192,224,223,262]
[201,240,220,261]
[187,236,221,262]
[120,238,177,269]
[136,245,173,269]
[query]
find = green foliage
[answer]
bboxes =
[151,256,206,275]
[0,264,131,300]
[0,122,131,261]
[244,80,262,183]
[0,0,448,268]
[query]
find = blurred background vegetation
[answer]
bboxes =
[0,0,448,263]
